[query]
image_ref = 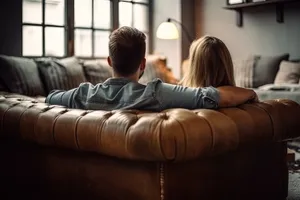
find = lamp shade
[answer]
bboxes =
[156,22,179,40]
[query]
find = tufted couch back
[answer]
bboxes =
[1,94,300,199]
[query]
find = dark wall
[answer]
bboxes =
[0,0,22,56]
[181,0,195,61]
[195,0,300,60]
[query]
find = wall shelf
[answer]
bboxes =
[223,0,300,27]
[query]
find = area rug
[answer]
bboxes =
[287,140,300,200]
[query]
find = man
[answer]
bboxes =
[46,26,257,111]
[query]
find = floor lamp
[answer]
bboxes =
[156,18,193,43]
[156,18,193,78]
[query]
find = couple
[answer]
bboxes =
[46,26,258,111]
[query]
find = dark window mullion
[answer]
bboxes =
[74,26,100,30]
[92,0,95,57]
[23,23,65,28]
[119,0,148,6]
[64,0,68,57]
[42,0,46,56]
[68,0,75,56]
[148,0,153,53]
[113,0,119,29]
[131,2,134,27]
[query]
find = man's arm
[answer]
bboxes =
[45,88,77,107]
[155,81,220,110]
[154,81,258,110]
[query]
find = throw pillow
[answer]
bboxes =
[252,54,289,88]
[0,55,46,96]
[233,55,257,88]
[36,57,86,93]
[274,61,300,84]
[82,59,112,84]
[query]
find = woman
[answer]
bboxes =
[180,35,235,88]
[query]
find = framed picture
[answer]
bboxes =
[227,0,245,5]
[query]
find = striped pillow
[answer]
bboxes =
[36,57,86,93]
[234,56,257,88]
[234,54,290,88]
[0,55,46,96]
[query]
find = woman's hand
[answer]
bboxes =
[217,86,259,108]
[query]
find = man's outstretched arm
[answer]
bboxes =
[217,86,258,108]
[45,88,77,107]
[155,81,258,110]
[155,82,220,110]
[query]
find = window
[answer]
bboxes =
[119,0,150,54]
[22,0,151,58]
[23,0,66,57]
[74,0,112,57]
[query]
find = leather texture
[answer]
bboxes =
[1,95,299,161]
[1,94,300,200]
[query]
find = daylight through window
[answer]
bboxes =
[22,0,151,58]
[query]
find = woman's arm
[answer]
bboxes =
[217,86,258,107]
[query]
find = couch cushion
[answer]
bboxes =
[234,54,290,88]
[82,55,179,85]
[274,61,300,84]
[36,57,86,93]
[234,55,257,88]
[82,59,112,84]
[0,55,46,96]
[253,54,289,88]
[0,79,8,92]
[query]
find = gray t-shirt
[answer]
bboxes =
[45,78,220,111]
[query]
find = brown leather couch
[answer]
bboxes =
[1,93,300,200]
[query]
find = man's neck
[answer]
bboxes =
[113,73,139,82]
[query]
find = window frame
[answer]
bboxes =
[118,0,151,54]
[22,0,153,59]
[22,0,68,57]
[73,0,113,58]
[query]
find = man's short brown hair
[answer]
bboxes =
[109,26,146,76]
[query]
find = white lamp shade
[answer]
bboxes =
[156,22,179,40]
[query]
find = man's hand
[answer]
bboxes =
[217,86,258,108]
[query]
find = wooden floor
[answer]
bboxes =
[287,149,300,200]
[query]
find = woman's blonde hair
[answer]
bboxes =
[180,35,235,88]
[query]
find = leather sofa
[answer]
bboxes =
[1,94,300,200]
[1,55,300,200]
